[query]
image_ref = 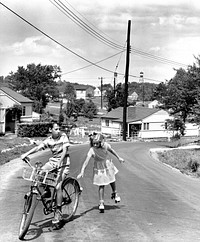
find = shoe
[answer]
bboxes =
[52,210,63,224]
[42,187,51,199]
[111,192,121,203]
[99,200,104,213]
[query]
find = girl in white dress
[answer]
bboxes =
[77,133,125,212]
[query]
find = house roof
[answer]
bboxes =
[0,86,33,103]
[101,106,158,123]
[74,85,88,90]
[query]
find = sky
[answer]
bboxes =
[0,0,200,87]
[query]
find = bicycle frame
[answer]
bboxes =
[22,158,82,215]
[19,157,81,240]
[23,158,58,215]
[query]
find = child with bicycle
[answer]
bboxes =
[21,122,70,225]
[77,132,125,212]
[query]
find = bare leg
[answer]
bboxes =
[99,185,105,202]
[98,185,105,212]
[56,183,63,207]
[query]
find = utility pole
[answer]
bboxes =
[98,77,103,109]
[114,72,117,93]
[140,71,144,105]
[123,20,131,141]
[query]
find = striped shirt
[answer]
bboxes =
[41,133,70,162]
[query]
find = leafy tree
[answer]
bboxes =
[187,56,200,125]
[165,118,186,138]
[129,81,157,101]
[82,100,97,119]
[64,83,76,101]
[158,68,197,123]
[8,63,61,113]
[152,82,168,103]
[106,83,125,111]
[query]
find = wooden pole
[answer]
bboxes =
[123,20,131,141]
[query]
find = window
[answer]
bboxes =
[22,106,26,116]
[105,119,109,127]
[144,123,149,130]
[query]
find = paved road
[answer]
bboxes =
[1,141,200,242]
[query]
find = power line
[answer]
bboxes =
[0,2,188,84]
[0,2,120,74]
[61,50,125,75]
[50,0,124,50]
[131,48,188,68]
[51,0,188,68]
[63,0,124,48]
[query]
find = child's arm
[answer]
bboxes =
[107,145,125,163]
[58,146,69,168]
[21,143,45,160]
[77,150,92,179]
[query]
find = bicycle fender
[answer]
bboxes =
[63,177,82,193]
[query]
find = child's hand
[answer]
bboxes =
[119,157,125,163]
[77,172,84,179]
[21,154,28,161]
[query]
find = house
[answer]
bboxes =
[148,100,161,109]
[86,86,94,98]
[74,85,87,100]
[100,106,199,139]
[94,87,101,97]
[128,91,138,101]
[0,86,34,134]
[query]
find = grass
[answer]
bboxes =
[0,136,36,165]
[156,137,200,177]
[157,149,200,176]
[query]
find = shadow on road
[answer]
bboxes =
[22,204,125,240]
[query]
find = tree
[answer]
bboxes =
[152,82,168,103]
[64,83,76,101]
[187,56,200,125]
[106,83,125,111]
[158,68,197,124]
[82,100,97,119]
[8,63,61,113]
[165,118,186,138]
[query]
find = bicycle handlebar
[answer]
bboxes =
[22,157,34,168]
[22,157,69,172]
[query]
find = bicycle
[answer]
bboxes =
[18,157,82,240]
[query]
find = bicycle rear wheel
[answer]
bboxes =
[18,193,37,240]
[61,178,80,222]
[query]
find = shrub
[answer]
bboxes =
[187,159,200,172]
[17,122,52,137]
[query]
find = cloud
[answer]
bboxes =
[0,36,63,57]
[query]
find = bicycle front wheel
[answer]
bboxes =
[18,193,37,240]
[61,178,80,222]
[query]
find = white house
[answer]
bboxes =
[0,86,34,134]
[94,87,101,97]
[100,106,200,139]
[128,91,138,101]
[148,100,161,109]
[74,85,87,100]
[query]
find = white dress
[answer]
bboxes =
[88,142,118,186]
